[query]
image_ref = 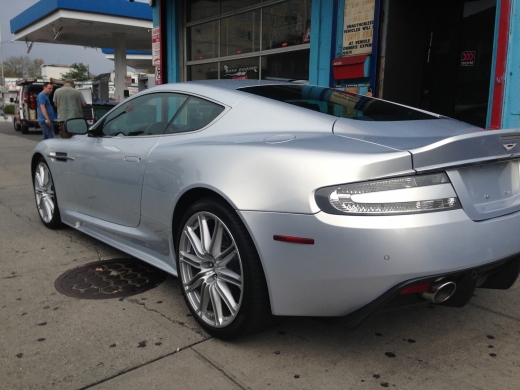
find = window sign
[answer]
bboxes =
[221,58,259,80]
[342,0,375,56]
[152,26,161,66]
[461,51,476,66]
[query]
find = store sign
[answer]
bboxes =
[222,64,258,80]
[152,26,161,67]
[342,0,375,57]
[155,66,162,85]
[461,51,475,66]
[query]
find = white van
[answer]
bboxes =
[13,79,93,134]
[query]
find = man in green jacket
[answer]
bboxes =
[53,79,87,138]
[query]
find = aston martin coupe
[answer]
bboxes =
[32,81,520,339]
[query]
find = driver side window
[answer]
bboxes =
[101,93,188,137]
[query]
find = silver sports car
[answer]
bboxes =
[32,80,520,339]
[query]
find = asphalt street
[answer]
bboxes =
[0,118,519,389]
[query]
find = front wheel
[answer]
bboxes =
[176,198,270,339]
[14,119,21,131]
[21,123,29,134]
[33,158,62,229]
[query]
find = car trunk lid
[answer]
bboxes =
[411,128,520,221]
[333,118,520,221]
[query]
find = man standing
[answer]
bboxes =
[37,82,55,140]
[53,79,87,138]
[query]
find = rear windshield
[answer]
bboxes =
[239,85,437,121]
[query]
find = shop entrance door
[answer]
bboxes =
[381,0,497,128]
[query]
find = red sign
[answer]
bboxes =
[155,66,162,85]
[461,51,475,66]
[152,26,161,67]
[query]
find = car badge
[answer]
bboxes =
[503,143,516,151]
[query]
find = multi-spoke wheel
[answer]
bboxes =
[176,197,270,339]
[34,158,62,228]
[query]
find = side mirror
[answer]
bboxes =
[64,118,89,135]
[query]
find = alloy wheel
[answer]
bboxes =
[178,211,243,329]
[34,162,56,223]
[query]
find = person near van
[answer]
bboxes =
[37,82,55,140]
[53,79,87,138]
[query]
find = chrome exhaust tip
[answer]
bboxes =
[422,281,457,304]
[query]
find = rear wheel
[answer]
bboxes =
[33,158,62,229]
[176,197,270,339]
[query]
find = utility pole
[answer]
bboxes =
[0,21,5,106]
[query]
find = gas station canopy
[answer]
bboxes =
[10,0,153,100]
[10,0,152,51]
[102,49,152,70]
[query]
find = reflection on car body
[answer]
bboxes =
[31,80,520,339]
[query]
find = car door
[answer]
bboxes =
[68,92,188,227]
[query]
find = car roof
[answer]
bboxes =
[144,80,295,107]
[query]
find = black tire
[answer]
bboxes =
[14,119,21,131]
[176,197,270,339]
[33,158,62,229]
[21,123,29,134]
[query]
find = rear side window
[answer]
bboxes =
[165,96,224,134]
[239,85,437,122]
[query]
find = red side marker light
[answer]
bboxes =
[273,235,314,245]
[400,283,431,295]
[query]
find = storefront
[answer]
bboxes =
[153,0,519,130]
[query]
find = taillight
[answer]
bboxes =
[23,94,28,103]
[315,173,461,215]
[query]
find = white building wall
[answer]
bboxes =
[40,65,72,81]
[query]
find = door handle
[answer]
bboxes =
[124,155,140,162]
[47,152,74,162]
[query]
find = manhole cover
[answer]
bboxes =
[55,258,167,299]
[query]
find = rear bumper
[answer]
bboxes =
[239,208,520,317]
[342,254,520,329]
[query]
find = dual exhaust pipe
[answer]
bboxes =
[422,280,457,304]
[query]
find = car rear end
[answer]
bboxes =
[236,84,520,323]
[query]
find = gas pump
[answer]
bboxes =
[138,75,155,92]
[92,73,111,103]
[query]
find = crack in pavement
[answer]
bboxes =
[126,298,204,334]
[192,348,251,390]
[469,302,520,322]
[77,339,211,390]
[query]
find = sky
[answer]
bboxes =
[0,0,149,76]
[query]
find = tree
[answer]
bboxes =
[60,63,92,81]
[3,56,44,78]
[134,67,155,74]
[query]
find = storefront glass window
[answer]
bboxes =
[221,0,262,14]
[220,11,261,56]
[187,0,220,22]
[261,49,310,81]
[262,1,312,50]
[185,0,312,81]
[188,63,220,81]
[187,21,219,61]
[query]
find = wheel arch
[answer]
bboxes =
[171,187,273,307]
[172,187,237,250]
[31,153,45,180]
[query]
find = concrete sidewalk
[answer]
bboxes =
[0,122,519,390]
